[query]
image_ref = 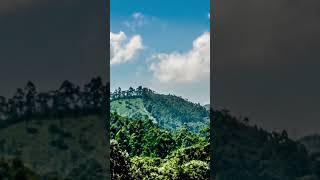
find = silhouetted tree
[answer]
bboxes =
[25,81,37,122]
[0,96,7,121]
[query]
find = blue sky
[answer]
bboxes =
[110,0,210,104]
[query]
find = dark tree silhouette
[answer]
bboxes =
[0,77,107,128]
[25,81,37,123]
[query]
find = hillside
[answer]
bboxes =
[213,109,320,180]
[111,87,209,131]
[0,158,42,180]
[300,135,320,155]
[110,112,210,180]
[0,115,107,179]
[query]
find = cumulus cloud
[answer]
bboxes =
[123,12,147,31]
[110,31,144,65]
[150,32,210,83]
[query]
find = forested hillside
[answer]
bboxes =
[111,87,209,131]
[3,80,318,180]
[213,109,320,180]
[0,78,108,179]
[0,158,42,180]
[110,113,210,180]
[300,135,320,155]
[0,115,107,179]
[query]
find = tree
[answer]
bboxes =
[111,140,132,180]
[128,87,134,97]
[0,96,7,121]
[59,80,76,113]
[36,93,50,118]
[136,86,142,96]
[155,131,175,158]
[25,81,37,121]
[12,88,25,118]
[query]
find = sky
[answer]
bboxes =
[214,0,320,138]
[0,0,107,98]
[110,0,210,104]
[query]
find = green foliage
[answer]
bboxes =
[111,140,132,180]
[110,87,209,132]
[110,112,209,179]
[111,113,207,158]
[130,157,162,180]
[142,92,208,131]
[181,160,210,180]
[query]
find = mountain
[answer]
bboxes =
[0,115,107,179]
[111,87,209,131]
[204,104,210,111]
[213,109,320,180]
[300,135,320,155]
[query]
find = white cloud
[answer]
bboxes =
[110,31,143,65]
[150,32,210,83]
[123,12,147,31]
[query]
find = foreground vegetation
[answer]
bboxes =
[110,113,210,180]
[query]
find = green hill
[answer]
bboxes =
[111,98,156,123]
[213,109,320,180]
[0,115,107,179]
[111,87,209,131]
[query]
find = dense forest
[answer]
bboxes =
[213,109,320,180]
[111,87,208,131]
[2,80,319,179]
[111,87,318,179]
[0,78,108,180]
[110,87,210,179]
[110,112,210,180]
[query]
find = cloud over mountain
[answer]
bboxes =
[110,31,144,65]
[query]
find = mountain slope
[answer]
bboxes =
[0,158,42,180]
[0,115,107,179]
[111,88,209,131]
[213,109,320,180]
[111,98,156,123]
[300,135,320,155]
[110,112,210,180]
